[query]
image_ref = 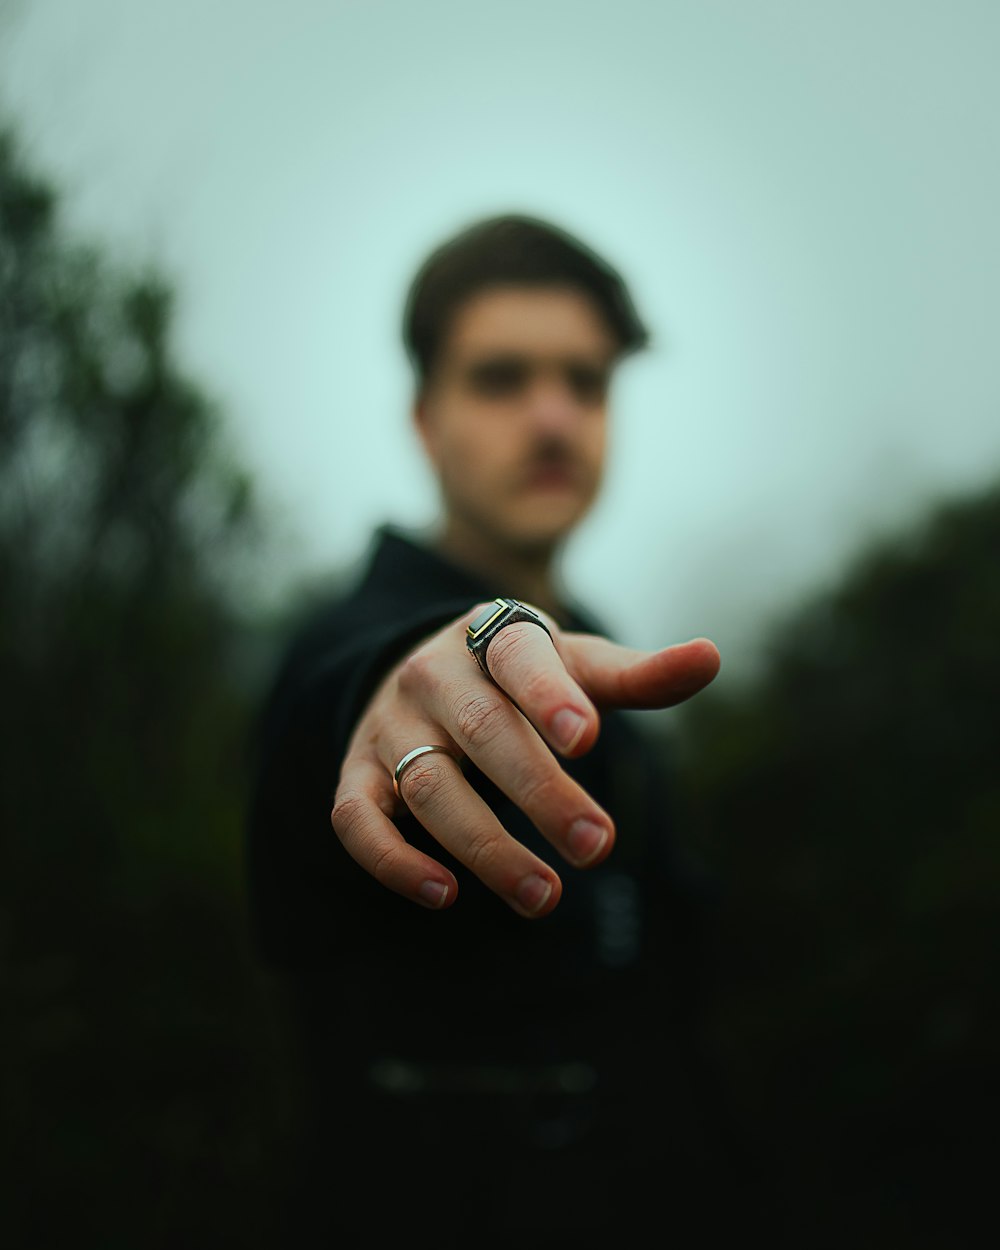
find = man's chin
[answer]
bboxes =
[501,499,592,552]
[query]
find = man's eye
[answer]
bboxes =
[467,360,529,396]
[566,365,609,403]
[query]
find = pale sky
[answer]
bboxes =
[4,0,999,681]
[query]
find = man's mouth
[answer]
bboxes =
[519,460,582,490]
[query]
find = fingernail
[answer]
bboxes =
[550,708,587,753]
[418,880,449,909]
[515,873,553,915]
[567,819,608,866]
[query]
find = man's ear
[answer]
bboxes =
[412,391,436,461]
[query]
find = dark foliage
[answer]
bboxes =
[669,481,1000,1249]
[0,125,289,1249]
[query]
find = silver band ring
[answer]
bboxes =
[466,597,552,682]
[392,744,458,800]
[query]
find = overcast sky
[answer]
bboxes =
[4,0,999,680]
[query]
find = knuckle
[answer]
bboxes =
[485,622,536,677]
[461,826,503,876]
[398,758,451,808]
[368,839,403,887]
[517,664,558,709]
[452,692,507,749]
[330,788,367,837]
[516,767,562,814]
[396,647,434,696]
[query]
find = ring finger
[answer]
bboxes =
[385,729,563,918]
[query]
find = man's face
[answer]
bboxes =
[415,285,618,556]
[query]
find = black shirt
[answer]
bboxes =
[244,526,742,1245]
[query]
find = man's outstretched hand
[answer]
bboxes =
[331,603,720,918]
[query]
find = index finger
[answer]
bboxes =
[563,634,722,709]
[471,608,601,759]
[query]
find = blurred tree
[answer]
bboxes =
[0,124,288,1248]
[668,480,1000,1249]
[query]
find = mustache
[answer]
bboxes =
[517,439,586,474]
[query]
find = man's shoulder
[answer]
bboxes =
[257,525,482,715]
[286,524,480,639]
[271,527,427,653]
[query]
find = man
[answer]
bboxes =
[246,215,749,1245]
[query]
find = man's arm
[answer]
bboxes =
[331,601,720,917]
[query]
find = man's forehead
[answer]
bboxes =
[442,285,618,362]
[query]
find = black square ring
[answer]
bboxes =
[466,598,553,681]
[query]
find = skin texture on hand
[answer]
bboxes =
[330,603,720,918]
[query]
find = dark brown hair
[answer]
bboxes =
[402,213,649,387]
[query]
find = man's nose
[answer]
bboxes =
[524,371,581,432]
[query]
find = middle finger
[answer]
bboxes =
[422,677,616,870]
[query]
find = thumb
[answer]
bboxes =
[562,634,721,710]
